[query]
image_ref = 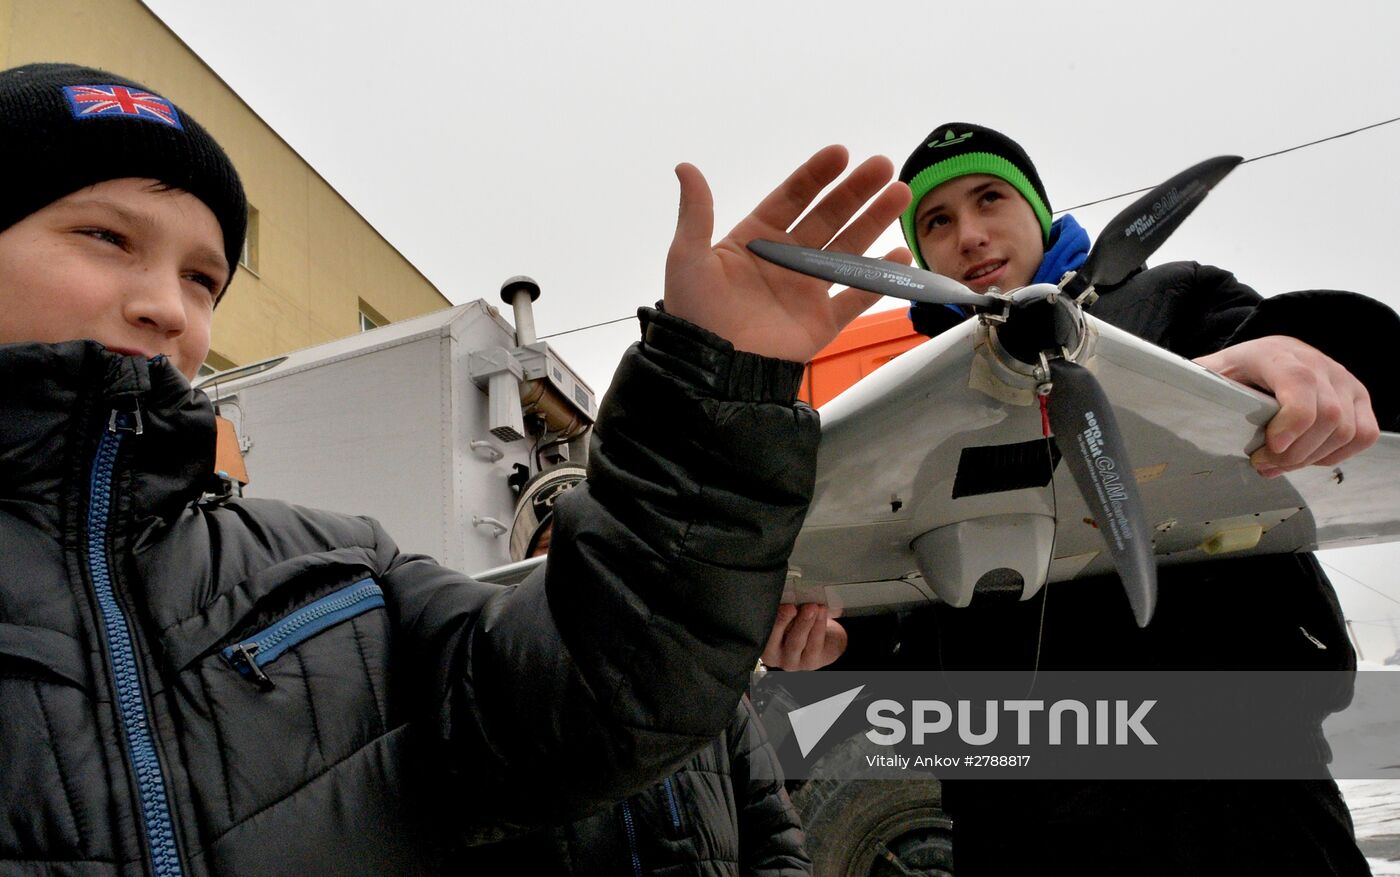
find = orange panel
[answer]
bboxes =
[803,309,929,408]
[214,416,249,486]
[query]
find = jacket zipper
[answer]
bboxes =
[87,406,184,877]
[620,800,643,877]
[662,776,681,830]
[221,580,384,688]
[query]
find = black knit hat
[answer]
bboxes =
[899,123,1052,268]
[0,63,246,297]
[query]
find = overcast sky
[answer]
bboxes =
[144,0,1400,657]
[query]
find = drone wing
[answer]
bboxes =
[787,315,1400,617]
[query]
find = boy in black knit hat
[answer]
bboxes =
[763,122,1400,876]
[0,63,246,379]
[0,61,905,874]
[0,65,247,277]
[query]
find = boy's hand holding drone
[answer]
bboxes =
[762,603,848,670]
[1195,335,1379,475]
[663,145,912,364]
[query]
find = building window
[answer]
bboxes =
[197,350,237,380]
[239,204,260,275]
[358,298,388,333]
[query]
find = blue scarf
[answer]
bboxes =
[918,214,1092,322]
[1031,214,1090,285]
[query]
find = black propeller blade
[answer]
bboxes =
[1064,155,1242,296]
[746,240,987,309]
[1045,359,1158,627]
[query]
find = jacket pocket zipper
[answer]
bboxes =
[620,800,643,877]
[662,776,681,830]
[222,579,384,689]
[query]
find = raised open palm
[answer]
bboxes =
[664,145,912,363]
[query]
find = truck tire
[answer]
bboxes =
[793,735,954,876]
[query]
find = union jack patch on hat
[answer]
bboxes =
[63,84,183,129]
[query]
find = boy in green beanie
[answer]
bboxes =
[767,122,1399,876]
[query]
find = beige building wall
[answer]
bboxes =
[0,0,451,369]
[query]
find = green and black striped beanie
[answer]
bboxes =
[899,123,1052,267]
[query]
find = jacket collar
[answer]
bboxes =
[1,341,216,526]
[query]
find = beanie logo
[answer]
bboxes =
[63,85,183,130]
[931,129,973,149]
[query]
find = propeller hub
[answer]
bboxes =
[983,291,1089,371]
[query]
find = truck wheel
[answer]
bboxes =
[793,735,953,875]
[795,778,953,876]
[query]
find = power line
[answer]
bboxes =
[1321,561,1400,609]
[544,115,1400,340]
[1055,115,1400,214]
[536,314,637,340]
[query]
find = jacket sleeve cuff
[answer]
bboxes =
[1224,290,1400,429]
[637,306,807,404]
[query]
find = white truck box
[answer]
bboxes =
[201,299,592,574]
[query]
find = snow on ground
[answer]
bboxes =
[1341,779,1400,871]
[1337,663,1400,873]
[1369,858,1400,877]
[1344,780,1400,840]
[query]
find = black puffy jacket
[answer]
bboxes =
[466,696,809,876]
[0,308,819,876]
